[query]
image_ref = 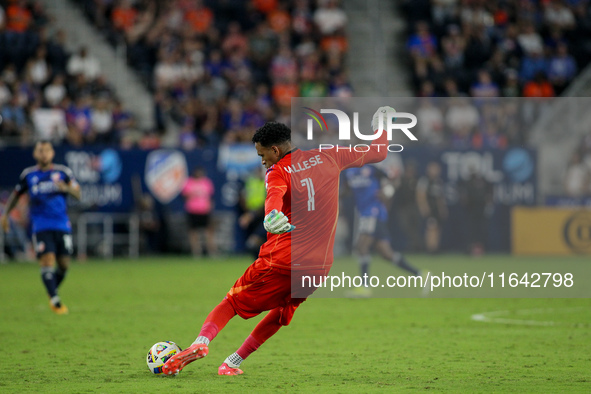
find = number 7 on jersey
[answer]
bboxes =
[300,177,315,211]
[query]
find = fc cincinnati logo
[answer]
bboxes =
[51,172,61,182]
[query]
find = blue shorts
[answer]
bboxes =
[358,216,390,241]
[33,231,73,258]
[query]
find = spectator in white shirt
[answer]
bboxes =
[0,5,5,30]
[44,74,67,107]
[544,1,575,30]
[26,46,51,86]
[67,47,101,81]
[0,80,12,107]
[154,53,183,89]
[517,23,544,56]
[313,0,347,35]
[90,97,114,144]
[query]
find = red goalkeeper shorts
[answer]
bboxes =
[225,258,328,324]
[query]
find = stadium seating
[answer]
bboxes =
[401,0,591,149]
[402,0,591,97]
[74,0,351,148]
[0,0,138,147]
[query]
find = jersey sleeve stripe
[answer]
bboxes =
[19,166,38,179]
[53,164,75,177]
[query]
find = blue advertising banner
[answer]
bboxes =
[375,147,537,253]
[61,148,137,212]
[0,144,537,253]
[0,145,222,213]
[383,147,537,206]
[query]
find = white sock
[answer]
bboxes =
[224,352,243,368]
[50,295,61,306]
[193,336,210,346]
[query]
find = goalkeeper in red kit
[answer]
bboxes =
[163,107,393,376]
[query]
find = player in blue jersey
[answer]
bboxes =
[1,141,80,314]
[344,164,422,296]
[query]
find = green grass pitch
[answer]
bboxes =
[1,255,590,393]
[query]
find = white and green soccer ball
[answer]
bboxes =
[147,341,182,375]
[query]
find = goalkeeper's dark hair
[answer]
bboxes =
[252,122,291,147]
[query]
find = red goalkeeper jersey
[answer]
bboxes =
[259,131,388,271]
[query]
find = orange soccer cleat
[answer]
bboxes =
[218,362,243,375]
[49,300,69,315]
[162,343,209,376]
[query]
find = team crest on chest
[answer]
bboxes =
[51,172,61,182]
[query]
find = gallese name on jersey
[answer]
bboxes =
[284,155,323,174]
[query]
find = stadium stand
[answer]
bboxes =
[74,0,351,148]
[0,0,139,147]
[402,0,591,98]
[400,0,591,150]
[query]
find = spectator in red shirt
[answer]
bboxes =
[267,3,290,34]
[185,0,214,35]
[6,0,31,33]
[222,22,249,57]
[112,0,138,34]
[252,0,278,14]
[522,71,556,97]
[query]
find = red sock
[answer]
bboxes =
[198,298,236,342]
[236,307,282,359]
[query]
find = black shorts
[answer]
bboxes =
[358,216,390,241]
[33,231,73,258]
[246,214,266,238]
[188,214,210,229]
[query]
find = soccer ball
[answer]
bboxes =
[146,341,182,375]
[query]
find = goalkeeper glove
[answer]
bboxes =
[264,209,295,234]
[371,106,396,132]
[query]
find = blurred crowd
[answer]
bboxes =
[401,0,591,150]
[403,0,590,98]
[76,0,351,148]
[0,0,142,147]
[0,0,351,149]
